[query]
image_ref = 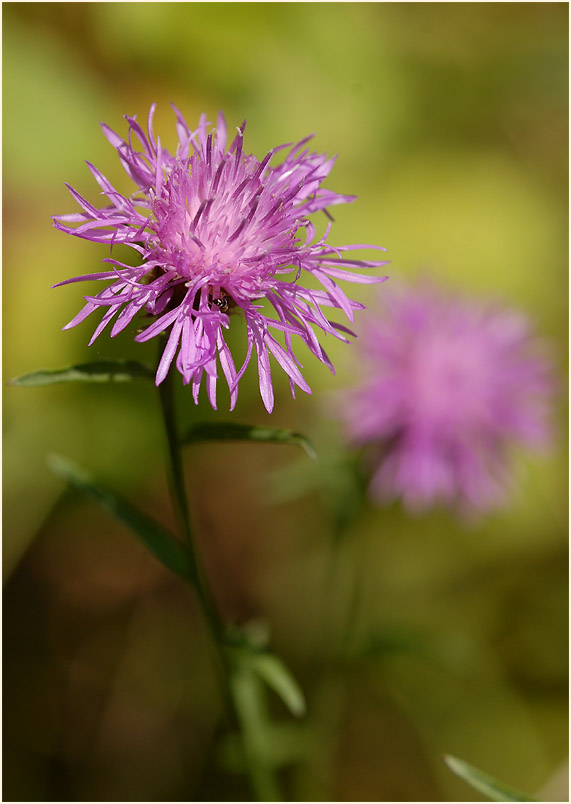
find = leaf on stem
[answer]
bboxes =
[444,754,537,802]
[47,454,194,582]
[225,624,306,719]
[229,665,284,801]
[246,652,306,718]
[181,422,316,460]
[10,360,155,386]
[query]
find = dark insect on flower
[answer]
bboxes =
[211,295,232,314]
[53,105,388,412]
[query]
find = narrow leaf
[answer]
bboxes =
[444,755,536,802]
[248,653,306,717]
[10,360,155,386]
[47,454,194,582]
[229,666,283,801]
[181,422,316,460]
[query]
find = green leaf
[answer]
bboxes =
[224,623,305,718]
[247,653,306,717]
[444,755,537,802]
[181,422,316,460]
[10,360,155,386]
[229,665,283,801]
[47,454,194,582]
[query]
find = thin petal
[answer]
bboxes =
[265,334,311,395]
[156,318,184,385]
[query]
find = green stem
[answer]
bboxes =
[157,365,224,643]
[157,359,281,802]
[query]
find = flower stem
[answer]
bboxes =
[157,364,224,642]
[157,361,281,802]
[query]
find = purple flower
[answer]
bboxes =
[53,105,387,412]
[340,283,554,516]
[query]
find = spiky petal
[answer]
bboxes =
[53,105,388,412]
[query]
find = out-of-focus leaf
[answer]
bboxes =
[225,624,306,719]
[444,754,536,802]
[10,360,155,386]
[47,454,193,582]
[229,665,282,801]
[181,422,316,460]
[247,653,306,718]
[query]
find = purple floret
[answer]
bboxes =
[53,105,388,412]
[339,283,555,516]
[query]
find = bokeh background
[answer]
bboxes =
[3,3,568,802]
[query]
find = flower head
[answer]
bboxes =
[339,283,554,516]
[53,105,387,412]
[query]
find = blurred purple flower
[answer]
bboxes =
[340,283,555,516]
[53,105,387,412]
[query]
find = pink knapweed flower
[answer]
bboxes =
[340,283,554,515]
[53,105,387,412]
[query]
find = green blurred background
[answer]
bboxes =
[3,3,568,801]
